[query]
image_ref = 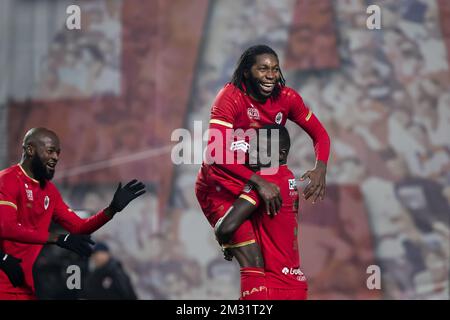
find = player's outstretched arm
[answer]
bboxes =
[214,197,257,245]
[47,233,96,257]
[288,91,330,203]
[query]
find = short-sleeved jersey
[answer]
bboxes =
[0,164,110,294]
[245,165,308,289]
[210,83,313,132]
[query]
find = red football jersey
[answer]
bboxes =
[199,83,330,194]
[245,165,308,289]
[0,164,111,295]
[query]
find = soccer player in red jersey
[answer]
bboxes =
[216,124,308,299]
[0,128,146,300]
[195,45,330,299]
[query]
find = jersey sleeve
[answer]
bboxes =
[205,85,255,181]
[287,89,331,163]
[51,187,111,234]
[209,85,240,129]
[238,183,260,208]
[0,174,49,244]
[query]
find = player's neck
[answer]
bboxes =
[243,81,269,104]
[19,160,36,180]
[248,92,268,104]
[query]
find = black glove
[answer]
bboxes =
[0,252,25,287]
[222,247,234,262]
[56,234,95,257]
[109,179,146,213]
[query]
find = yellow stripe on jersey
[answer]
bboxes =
[0,201,17,210]
[239,194,257,206]
[222,239,256,249]
[305,110,312,121]
[18,164,39,183]
[210,119,233,128]
[240,269,265,276]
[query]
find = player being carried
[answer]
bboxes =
[195,45,330,299]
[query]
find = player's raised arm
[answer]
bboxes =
[50,179,146,257]
[288,90,330,203]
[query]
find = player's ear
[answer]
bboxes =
[280,149,288,162]
[25,144,34,157]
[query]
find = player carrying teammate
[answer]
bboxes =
[216,124,308,300]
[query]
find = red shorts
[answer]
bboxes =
[195,165,257,247]
[0,292,37,300]
[267,287,308,300]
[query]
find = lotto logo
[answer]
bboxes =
[282,267,289,275]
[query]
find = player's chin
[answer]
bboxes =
[45,168,55,180]
[258,86,274,97]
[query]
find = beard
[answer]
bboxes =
[246,75,281,101]
[31,154,54,187]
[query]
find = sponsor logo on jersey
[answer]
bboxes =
[44,196,50,210]
[281,267,307,281]
[241,285,267,298]
[288,179,297,190]
[275,112,283,124]
[247,106,260,120]
[26,189,33,201]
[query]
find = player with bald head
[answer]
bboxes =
[21,127,61,185]
[0,128,146,300]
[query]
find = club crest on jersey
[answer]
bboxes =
[247,107,260,120]
[275,112,283,124]
[44,196,50,210]
[26,189,33,201]
[288,179,297,190]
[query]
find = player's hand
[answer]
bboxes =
[301,160,327,204]
[250,174,282,216]
[0,252,25,287]
[222,247,233,261]
[108,179,146,214]
[56,234,96,257]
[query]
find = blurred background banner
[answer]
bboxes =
[1,0,449,299]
